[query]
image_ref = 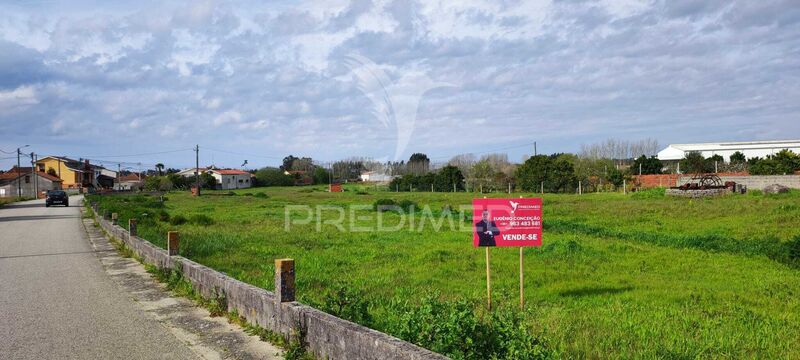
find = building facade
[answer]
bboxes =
[0,168,63,198]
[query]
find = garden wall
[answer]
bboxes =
[90,205,447,360]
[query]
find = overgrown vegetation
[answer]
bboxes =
[87,187,800,358]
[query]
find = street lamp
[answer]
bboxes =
[17,145,30,198]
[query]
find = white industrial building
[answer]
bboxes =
[657,140,800,162]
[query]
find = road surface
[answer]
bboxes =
[0,196,198,359]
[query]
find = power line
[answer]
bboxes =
[204,147,282,159]
[430,140,539,160]
[79,148,194,158]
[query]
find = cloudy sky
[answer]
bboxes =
[1,0,799,170]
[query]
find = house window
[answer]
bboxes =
[25,176,30,183]
[238,179,243,183]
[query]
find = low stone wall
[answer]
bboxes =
[665,188,731,198]
[90,206,446,360]
[677,175,800,190]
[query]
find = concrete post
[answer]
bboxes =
[103,210,109,220]
[167,231,180,256]
[275,258,295,303]
[111,213,118,225]
[129,219,138,237]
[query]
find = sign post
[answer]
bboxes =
[473,197,543,310]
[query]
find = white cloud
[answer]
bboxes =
[213,110,242,126]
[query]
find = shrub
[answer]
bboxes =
[397,199,418,212]
[170,214,187,225]
[241,192,254,196]
[253,192,268,198]
[381,294,551,359]
[318,282,373,327]
[190,214,214,226]
[785,235,800,267]
[373,198,397,212]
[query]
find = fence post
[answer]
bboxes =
[103,209,109,220]
[167,231,180,256]
[129,219,138,237]
[111,213,118,225]
[275,258,296,303]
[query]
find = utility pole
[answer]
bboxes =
[117,163,121,191]
[31,152,37,198]
[534,142,537,156]
[16,145,29,197]
[195,144,201,196]
[639,163,642,176]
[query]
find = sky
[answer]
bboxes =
[1,0,799,171]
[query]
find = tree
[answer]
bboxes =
[434,165,465,191]
[313,167,330,185]
[470,160,494,191]
[516,154,577,193]
[730,151,746,164]
[200,172,217,189]
[255,167,294,186]
[155,163,165,176]
[630,155,663,175]
[749,150,800,175]
[408,153,430,175]
[679,151,711,174]
[281,155,298,171]
[144,176,172,191]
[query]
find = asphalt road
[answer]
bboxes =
[0,196,197,359]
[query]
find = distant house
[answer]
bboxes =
[360,171,396,183]
[118,173,145,191]
[207,169,253,190]
[34,156,116,189]
[0,167,63,198]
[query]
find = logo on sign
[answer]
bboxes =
[509,200,519,213]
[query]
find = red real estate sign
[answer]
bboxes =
[473,198,543,247]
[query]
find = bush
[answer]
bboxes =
[785,236,800,267]
[318,282,373,327]
[397,199,418,212]
[170,214,187,225]
[632,187,666,199]
[381,294,551,359]
[253,192,268,198]
[189,214,214,226]
[373,198,397,212]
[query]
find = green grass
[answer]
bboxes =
[88,186,800,359]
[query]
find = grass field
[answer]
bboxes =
[88,186,800,359]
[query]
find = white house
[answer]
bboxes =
[359,171,396,183]
[207,169,253,190]
[657,140,800,162]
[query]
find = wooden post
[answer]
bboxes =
[129,219,138,237]
[167,231,180,256]
[578,181,582,195]
[111,213,118,225]
[623,179,627,195]
[453,183,456,192]
[519,247,524,309]
[275,258,296,303]
[486,247,491,310]
[540,181,544,194]
[508,182,511,194]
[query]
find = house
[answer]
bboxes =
[207,169,253,190]
[0,167,63,198]
[35,156,90,189]
[359,171,396,183]
[658,140,800,163]
[118,173,145,191]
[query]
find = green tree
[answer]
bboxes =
[729,151,746,164]
[630,155,663,175]
[200,172,217,189]
[155,163,165,176]
[255,167,294,186]
[434,165,465,192]
[408,153,430,175]
[679,151,711,174]
[313,167,330,185]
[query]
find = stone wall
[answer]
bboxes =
[665,188,731,198]
[677,175,800,190]
[90,206,447,360]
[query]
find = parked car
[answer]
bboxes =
[45,190,69,207]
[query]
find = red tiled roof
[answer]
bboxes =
[213,169,250,175]
[0,171,62,182]
[120,174,144,182]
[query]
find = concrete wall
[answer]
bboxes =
[90,206,446,360]
[677,175,800,190]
